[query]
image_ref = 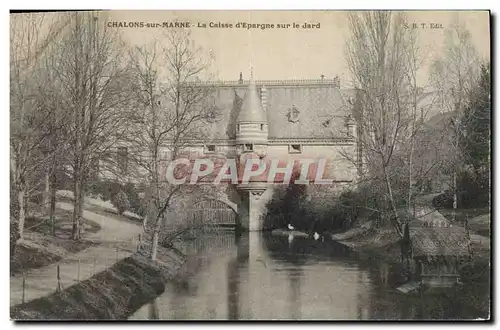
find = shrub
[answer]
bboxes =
[263,180,391,234]
[111,190,130,215]
[88,181,122,202]
[123,183,144,216]
[432,169,490,209]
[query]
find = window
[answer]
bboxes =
[117,147,128,174]
[237,124,240,132]
[260,124,264,131]
[205,144,216,153]
[244,144,254,152]
[289,144,302,154]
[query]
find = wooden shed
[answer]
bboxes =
[411,226,471,288]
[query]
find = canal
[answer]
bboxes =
[130,231,489,320]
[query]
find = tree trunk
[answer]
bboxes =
[72,178,84,240]
[408,105,416,218]
[49,170,57,236]
[150,212,163,261]
[44,170,50,209]
[150,229,159,261]
[382,165,403,238]
[452,170,457,222]
[137,213,148,252]
[17,187,26,238]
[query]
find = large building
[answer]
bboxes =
[107,71,362,231]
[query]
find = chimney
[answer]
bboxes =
[260,86,267,110]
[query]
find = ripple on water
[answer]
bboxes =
[130,231,487,320]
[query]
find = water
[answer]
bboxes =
[130,231,489,320]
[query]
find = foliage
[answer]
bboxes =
[111,190,130,215]
[263,180,390,233]
[87,180,146,216]
[123,182,145,216]
[433,169,490,209]
[344,11,424,238]
[460,64,491,170]
[432,64,491,211]
[88,180,123,202]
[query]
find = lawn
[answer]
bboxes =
[56,190,143,222]
[11,206,101,275]
[438,207,490,237]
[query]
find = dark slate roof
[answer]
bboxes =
[266,84,352,139]
[196,79,354,141]
[411,227,470,258]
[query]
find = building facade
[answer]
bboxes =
[105,71,362,231]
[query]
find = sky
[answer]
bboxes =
[103,10,490,86]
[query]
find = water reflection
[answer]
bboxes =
[288,267,302,319]
[226,233,247,320]
[129,230,488,320]
[148,297,161,320]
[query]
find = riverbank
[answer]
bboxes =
[330,221,402,263]
[330,197,491,264]
[10,201,141,306]
[11,247,186,320]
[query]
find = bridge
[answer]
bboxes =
[134,197,240,258]
[184,198,239,229]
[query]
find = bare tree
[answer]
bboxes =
[52,12,132,239]
[344,11,423,237]
[126,30,217,260]
[430,18,480,219]
[10,13,71,238]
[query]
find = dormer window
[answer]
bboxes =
[244,144,254,152]
[205,144,216,153]
[289,144,302,154]
[287,105,300,123]
[206,104,219,123]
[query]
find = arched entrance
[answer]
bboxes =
[186,198,239,229]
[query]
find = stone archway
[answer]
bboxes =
[186,197,240,229]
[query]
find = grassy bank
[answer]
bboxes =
[11,248,186,320]
[11,208,101,275]
[330,221,402,263]
[438,207,491,237]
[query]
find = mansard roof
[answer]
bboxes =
[198,78,355,141]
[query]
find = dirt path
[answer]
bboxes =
[10,202,141,306]
[411,193,451,227]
